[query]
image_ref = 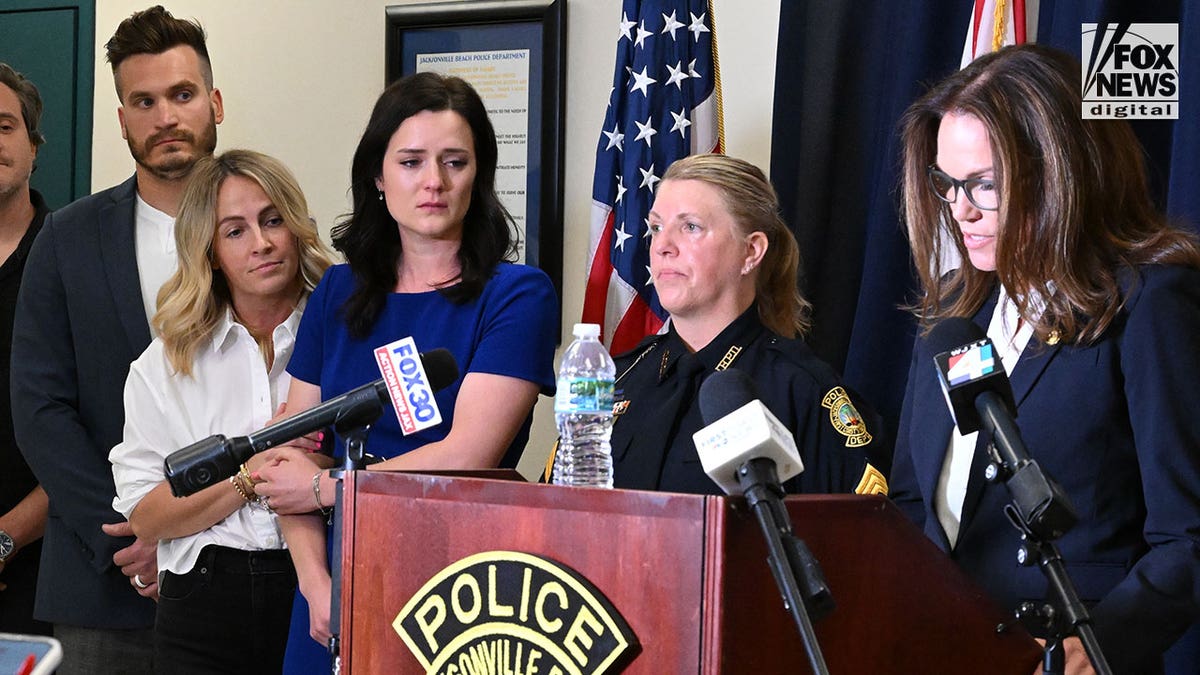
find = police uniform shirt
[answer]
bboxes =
[609,306,887,496]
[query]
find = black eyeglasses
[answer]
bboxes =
[927,166,999,211]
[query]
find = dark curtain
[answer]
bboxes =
[771,0,1199,668]
[770,0,972,454]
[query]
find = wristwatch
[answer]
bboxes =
[0,530,13,562]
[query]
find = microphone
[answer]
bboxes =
[923,317,1014,435]
[927,317,1077,540]
[693,370,833,671]
[164,348,459,497]
[692,369,804,496]
[926,322,1112,673]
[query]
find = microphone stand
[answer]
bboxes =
[324,393,387,673]
[977,393,1113,675]
[738,458,833,675]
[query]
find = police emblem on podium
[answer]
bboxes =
[393,551,639,674]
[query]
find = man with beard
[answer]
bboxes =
[0,63,51,638]
[11,7,222,673]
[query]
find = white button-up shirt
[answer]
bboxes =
[134,195,178,335]
[111,301,304,575]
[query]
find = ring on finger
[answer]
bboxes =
[133,574,149,589]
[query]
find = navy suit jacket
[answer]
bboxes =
[11,177,157,627]
[890,265,1200,674]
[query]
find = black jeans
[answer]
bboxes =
[155,545,296,675]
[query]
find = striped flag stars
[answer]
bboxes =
[630,66,657,96]
[670,109,692,137]
[635,21,654,48]
[639,164,661,191]
[619,12,636,42]
[665,61,689,89]
[688,12,710,42]
[603,124,625,151]
[661,11,685,40]
[634,117,658,147]
[614,223,634,252]
[583,0,722,352]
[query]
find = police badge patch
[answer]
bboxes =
[821,386,873,447]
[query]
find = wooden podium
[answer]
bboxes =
[337,471,1041,673]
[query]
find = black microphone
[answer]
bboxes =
[928,318,1077,540]
[164,348,459,497]
[923,318,1015,435]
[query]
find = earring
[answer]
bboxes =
[378,191,384,201]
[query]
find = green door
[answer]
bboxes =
[0,0,94,210]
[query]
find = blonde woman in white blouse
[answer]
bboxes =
[110,150,332,674]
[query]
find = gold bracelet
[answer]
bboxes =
[236,464,257,501]
[230,475,253,503]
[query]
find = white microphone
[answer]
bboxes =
[692,369,804,495]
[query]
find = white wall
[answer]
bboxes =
[91,0,780,479]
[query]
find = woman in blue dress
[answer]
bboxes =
[254,72,558,673]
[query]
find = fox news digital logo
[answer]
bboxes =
[1082,23,1178,119]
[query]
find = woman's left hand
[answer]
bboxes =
[253,449,323,515]
[299,570,333,647]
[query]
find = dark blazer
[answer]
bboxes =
[11,176,156,627]
[890,265,1200,674]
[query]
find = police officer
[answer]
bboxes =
[608,154,888,496]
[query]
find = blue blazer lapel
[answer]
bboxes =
[1007,340,1063,409]
[98,177,153,354]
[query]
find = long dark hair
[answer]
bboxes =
[332,71,517,338]
[900,43,1200,345]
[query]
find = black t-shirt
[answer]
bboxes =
[0,190,51,634]
[0,190,48,514]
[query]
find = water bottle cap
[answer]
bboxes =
[572,323,601,339]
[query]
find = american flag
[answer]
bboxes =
[581,0,722,354]
[961,0,1033,66]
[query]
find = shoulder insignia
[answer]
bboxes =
[854,463,888,496]
[613,400,630,416]
[821,386,873,447]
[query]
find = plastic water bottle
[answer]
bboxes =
[552,323,616,488]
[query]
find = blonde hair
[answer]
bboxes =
[662,153,810,337]
[155,150,333,374]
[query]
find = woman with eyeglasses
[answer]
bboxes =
[889,44,1200,675]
